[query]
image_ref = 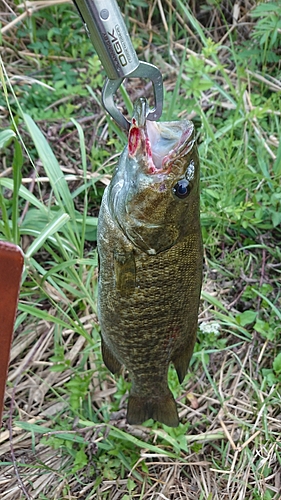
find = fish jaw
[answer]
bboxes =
[128,113,195,176]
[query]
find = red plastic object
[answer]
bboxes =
[0,241,24,426]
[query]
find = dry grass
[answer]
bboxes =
[1,283,280,499]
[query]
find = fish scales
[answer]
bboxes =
[97,98,203,427]
[98,224,201,369]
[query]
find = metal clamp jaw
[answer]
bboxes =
[73,0,163,130]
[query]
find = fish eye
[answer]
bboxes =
[173,179,191,199]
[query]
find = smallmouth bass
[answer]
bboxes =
[97,98,203,427]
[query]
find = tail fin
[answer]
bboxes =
[127,391,179,427]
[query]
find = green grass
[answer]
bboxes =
[0,0,281,498]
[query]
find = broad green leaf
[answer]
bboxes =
[273,353,281,375]
[236,310,257,326]
[272,211,281,227]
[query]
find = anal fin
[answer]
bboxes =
[101,338,122,375]
[172,347,194,384]
[127,391,179,427]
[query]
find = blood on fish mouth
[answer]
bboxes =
[128,119,157,174]
[128,123,142,157]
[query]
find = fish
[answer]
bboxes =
[97,98,203,427]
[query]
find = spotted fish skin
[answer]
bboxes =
[97,99,203,427]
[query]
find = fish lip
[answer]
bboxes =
[131,97,149,128]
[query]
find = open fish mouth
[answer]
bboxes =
[128,98,194,174]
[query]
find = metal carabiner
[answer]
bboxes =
[73,0,163,130]
[101,61,163,131]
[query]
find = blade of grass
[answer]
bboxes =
[86,85,127,144]
[28,257,68,298]
[201,291,252,340]
[12,139,23,245]
[166,44,187,121]
[252,289,281,320]
[25,213,70,259]
[15,421,88,444]
[0,189,12,241]
[119,83,134,116]
[79,420,180,459]
[0,178,47,211]
[17,304,72,329]
[177,1,207,47]
[23,113,79,248]
[273,137,281,175]
[71,118,88,261]
[18,303,95,344]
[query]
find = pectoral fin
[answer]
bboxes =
[114,250,136,296]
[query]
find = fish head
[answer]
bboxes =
[107,98,200,255]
